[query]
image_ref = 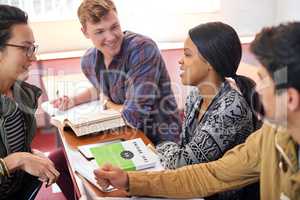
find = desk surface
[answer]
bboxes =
[56,125,152,199]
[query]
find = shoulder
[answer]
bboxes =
[123,32,166,73]
[14,81,42,107]
[261,121,281,139]
[207,87,253,126]
[247,122,278,152]
[17,81,42,98]
[123,31,159,54]
[218,87,250,112]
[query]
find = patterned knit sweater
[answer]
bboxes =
[157,81,261,169]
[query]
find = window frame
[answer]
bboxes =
[1,0,220,22]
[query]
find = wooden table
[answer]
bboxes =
[54,123,152,199]
[42,65,258,199]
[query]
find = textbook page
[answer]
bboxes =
[41,100,125,136]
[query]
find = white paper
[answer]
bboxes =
[73,153,115,192]
[41,100,105,120]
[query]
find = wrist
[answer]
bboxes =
[0,158,10,177]
[3,152,26,173]
[70,96,78,107]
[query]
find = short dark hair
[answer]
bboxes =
[189,22,263,128]
[251,22,300,92]
[0,4,28,50]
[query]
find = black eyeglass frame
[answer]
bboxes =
[5,43,38,57]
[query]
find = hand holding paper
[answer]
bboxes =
[94,164,129,191]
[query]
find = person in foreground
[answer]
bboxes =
[51,0,181,145]
[0,5,60,199]
[94,22,300,200]
[156,22,262,199]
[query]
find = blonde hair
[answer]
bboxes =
[77,0,117,27]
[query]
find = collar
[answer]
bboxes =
[0,81,42,116]
[275,126,299,173]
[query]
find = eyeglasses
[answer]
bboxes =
[5,43,38,57]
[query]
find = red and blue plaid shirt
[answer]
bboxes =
[81,31,181,145]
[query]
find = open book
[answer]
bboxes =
[41,100,126,136]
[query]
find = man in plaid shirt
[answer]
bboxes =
[52,0,181,145]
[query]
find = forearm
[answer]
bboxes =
[128,161,258,199]
[128,164,217,198]
[129,132,262,198]
[2,153,25,175]
[72,87,99,106]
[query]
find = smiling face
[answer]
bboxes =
[179,37,211,86]
[82,10,123,61]
[0,24,36,83]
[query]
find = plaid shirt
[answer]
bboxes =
[81,31,181,145]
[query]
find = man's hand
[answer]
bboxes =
[50,95,75,111]
[105,100,124,112]
[94,164,129,191]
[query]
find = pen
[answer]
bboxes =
[51,89,60,117]
[99,92,108,110]
[45,179,50,188]
[56,89,59,100]
[102,99,108,110]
